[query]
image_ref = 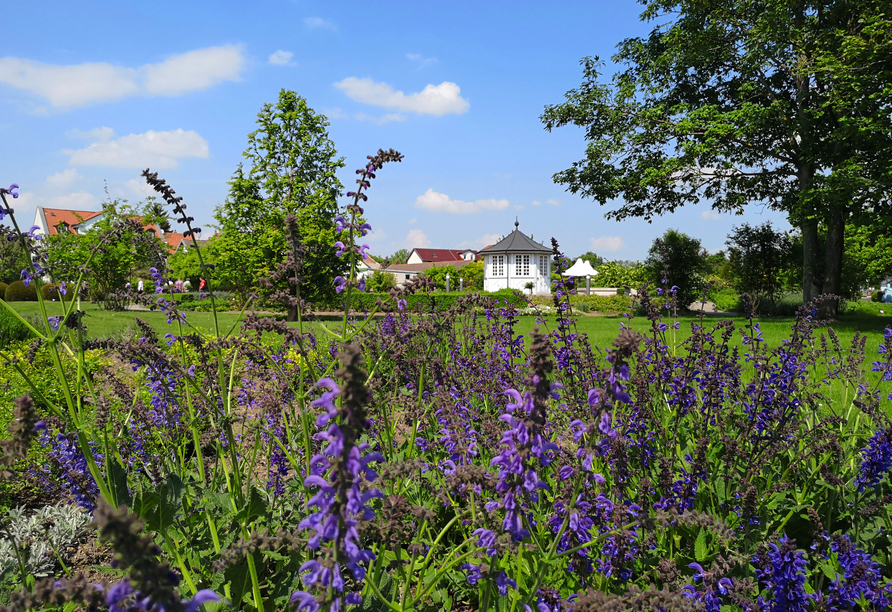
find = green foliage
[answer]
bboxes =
[844,224,892,289]
[593,260,647,288]
[644,229,707,308]
[43,201,164,310]
[213,90,346,304]
[576,251,604,267]
[0,238,28,285]
[3,281,37,302]
[572,293,632,313]
[0,283,7,298]
[420,262,483,291]
[167,247,205,288]
[364,270,396,293]
[388,249,411,265]
[709,287,741,312]
[0,308,32,346]
[541,0,892,310]
[342,288,527,312]
[726,222,794,314]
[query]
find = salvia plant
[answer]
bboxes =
[1,151,892,612]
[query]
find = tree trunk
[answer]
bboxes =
[801,217,822,306]
[822,206,845,318]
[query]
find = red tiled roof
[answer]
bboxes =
[385,260,472,273]
[41,208,103,235]
[411,248,466,262]
[164,231,186,253]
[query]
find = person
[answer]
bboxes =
[137,277,144,294]
[199,277,206,291]
[175,278,184,293]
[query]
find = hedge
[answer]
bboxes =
[4,280,38,302]
[0,282,7,298]
[335,289,528,312]
[0,307,32,345]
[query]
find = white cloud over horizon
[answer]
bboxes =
[404,229,431,249]
[414,188,509,214]
[532,199,560,207]
[591,236,625,252]
[334,78,469,116]
[355,112,406,125]
[268,50,295,66]
[65,128,209,169]
[0,45,245,109]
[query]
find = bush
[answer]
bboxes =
[710,287,741,312]
[4,280,38,302]
[39,283,58,301]
[0,307,33,345]
[0,282,7,298]
[572,294,632,313]
[339,289,527,312]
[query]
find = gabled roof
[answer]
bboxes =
[362,257,382,269]
[164,231,186,252]
[483,221,551,254]
[385,260,472,274]
[41,208,104,235]
[411,248,466,262]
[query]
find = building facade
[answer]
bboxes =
[482,221,552,294]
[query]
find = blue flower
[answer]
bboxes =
[7,184,19,199]
[855,428,892,491]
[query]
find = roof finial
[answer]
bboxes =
[514,217,519,230]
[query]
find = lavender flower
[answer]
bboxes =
[854,428,892,491]
[827,534,892,610]
[292,344,384,610]
[754,535,813,612]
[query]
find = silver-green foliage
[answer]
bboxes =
[0,503,91,578]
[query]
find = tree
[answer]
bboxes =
[576,251,604,268]
[365,269,396,292]
[44,201,164,310]
[726,222,794,313]
[542,1,892,316]
[421,261,484,291]
[841,223,892,294]
[213,90,346,306]
[388,249,411,265]
[0,226,29,284]
[644,230,706,308]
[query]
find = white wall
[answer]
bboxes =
[407,250,423,264]
[483,253,551,294]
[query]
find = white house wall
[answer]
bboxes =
[484,254,551,294]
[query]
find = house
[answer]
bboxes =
[32,207,163,239]
[385,260,472,288]
[356,257,382,280]
[482,221,552,294]
[407,248,477,264]
[164,231,214,255]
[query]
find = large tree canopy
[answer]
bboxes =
[542,0,892,315]
[213,90,346,305]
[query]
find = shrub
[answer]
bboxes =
[339,289,527,312]
[39,283,58,300]
[573,294,632,313]
[0,282,7,298]
[710,287,741,312]
[0,307,33,345]
[4,280,38,302]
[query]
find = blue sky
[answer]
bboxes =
[1,0,792,261]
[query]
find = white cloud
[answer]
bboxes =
[514,205,526,210]
[304,17,337,31]
[533,199,560,207]
[701,210,724,221]
[334,77,469,116]
[407,53,438,69]
[49,192,97,209]
[45,169,82,187]
[0,45,245,109]
[8,191,39,217]
[125,178,158,198]
[590,236,625,252]
[67,126,115,141]
[268,50,295,66]
[414,188,509,214]
[407,218,416,225]
[65,128,209,169]
[404,229,430,249]
[355,112,406,125]
[143,45,244,96]
[322,107,349,120]
[459,233,502,249]
[364,228,386,242]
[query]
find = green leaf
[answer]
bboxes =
[107,459,132,508]
[694,528,708,563]
[235,487,269,525]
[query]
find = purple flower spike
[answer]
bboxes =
[7,184,19,199]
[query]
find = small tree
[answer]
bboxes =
[726,222,793,313]
[576,251,604,268]
[365,269,396,292]
[644,229,706,308]
[388,249,411,265]
[0,226,30,284]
